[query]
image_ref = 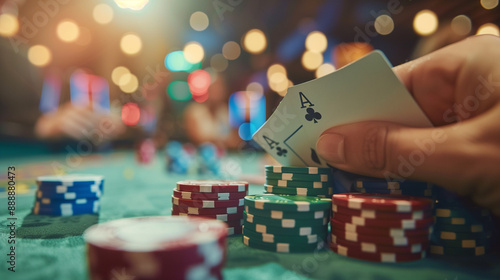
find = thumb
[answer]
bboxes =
[315,121,471,186]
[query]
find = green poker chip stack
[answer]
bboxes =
[242,194,331,253]
[429,186,495,257]
[264,165,334,197]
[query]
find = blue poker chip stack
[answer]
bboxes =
[33,175,104,216]
[352,177,433,198]
[429,186,494,257]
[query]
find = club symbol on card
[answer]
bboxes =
[276,147,288,157]
[310,148,321,164]
[305,108,322,123]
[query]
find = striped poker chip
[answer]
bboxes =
[332,212,434,230]
[172,204,244,215]
[264,165,332,175]
[36,174,104,186]
[243,235,325,253]
[264,185,333,196]
[36,189,102,200]
[245,205,330,220]
[244,194,331,212]
[172,189,247,201]
[176,180,248,193]
[84,216,227,280]
[244,211,328,228]
[331,230,430,247]
[171,208,243,222]
[330,218,432,238]
[330,242,426,262]
[243,227,327,245]
[429,245,487,256]
[171,196,244,208]
[332,193,432,212]
[332,204,432,220]
[265,179,330,189]
[265,172,331,182]
[332,235,428,254]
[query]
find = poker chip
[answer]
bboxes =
[173,189,247,201]
[176,180,248,193]
[244,211,328,228]
[332,212,434,229]
[265,179,330,189]
[331,230,430,247]
[330,242,426,262]
[171,196,244,208]
[84,216,227,280]
[243,227,327,244]
[265,172,331,182]
[332,193,432,212]
[171,180,248,235]
[244,194,331,212]
[265,185,333,196]
[265,165,333,175]
[245,205,329,220]
[172,204,244,215]
[332,204,431,220]
[329,192,433,262]
[330,218,431,237]
[243,235,326,253]
[333,235,428,254]
[36,189,102,200]
[429,185,494,257]
[33,174,104,216]
[171,208,243,222]
[429,245,487,256]
[244,218,328,236]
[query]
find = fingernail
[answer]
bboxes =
[316,133,345,164]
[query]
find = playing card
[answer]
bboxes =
[252,50,432,167]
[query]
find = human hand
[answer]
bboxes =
[35,103,125,143]
[316,35,500,215]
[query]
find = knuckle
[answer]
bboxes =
[361,126,390,171]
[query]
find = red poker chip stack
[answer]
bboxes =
[171,180,249,235]
[330,193,433,262]
[84,216,227,280]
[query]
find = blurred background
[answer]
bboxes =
[0,0,499,158]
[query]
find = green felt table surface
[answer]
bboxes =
[0,152,499,280]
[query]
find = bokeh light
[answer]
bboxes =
[0,13,18,37]
[192,92,209,103]
[167,81,192,101]
[120,33,142,55]
[57,20,80,42]
[267,64,287,80]
[246,82,264,95]
[333,42,374,68]
[165,51,199,72]
[305,31,327,53]
[477,23,500,36]
[451,15,472,35]
[243,29,267,54]
[28,45,52,67]
[374,15,394,35]
[238,122,256,141]
[413,10,438,36]
[190,11,209,31]
[183,42,204,64]
[93,3,114,25]
[301,51,323,71]
[222,41,241,60]
[481,0,499,9]
[315,63,336,78]
[119,73,139,93]
[187,69,211,96]
[121,103,140,126]
[111,66,130,85]
[114,0,149,11]
[210,54,228,72]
